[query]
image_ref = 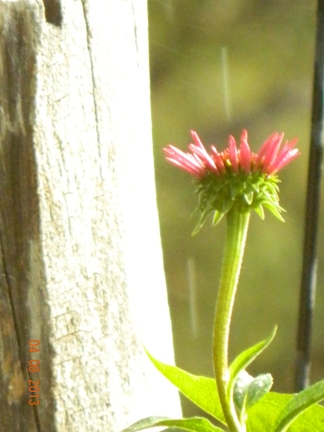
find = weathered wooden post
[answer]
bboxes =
[0,1,181,431]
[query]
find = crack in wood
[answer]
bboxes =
[80,0,104,182]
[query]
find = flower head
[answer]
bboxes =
[164,130,300,233]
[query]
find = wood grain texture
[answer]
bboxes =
[0,2,54,431]
[0,0,181,431]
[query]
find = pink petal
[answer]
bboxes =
[189,144,218,174]
[258,132,284,172]
[257,132,280,159]
[266,138,299,173]
[211,146,225,173]
[190,130,205,150]
[228,135,238,172]
[163,145,205,177]
[270,149,300,173]
[164,130,299,179]
[239,130,252,173]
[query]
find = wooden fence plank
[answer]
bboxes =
[0,1,181,431]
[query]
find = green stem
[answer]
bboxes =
[213,209,251,432]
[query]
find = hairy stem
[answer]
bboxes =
[213,209,250,432]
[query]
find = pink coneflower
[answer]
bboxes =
[163,130,299,178]
[163,130,300,231]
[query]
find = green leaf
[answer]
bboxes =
[246,393,292,431]
[272,379,324,432]
[228,327,277,398]
[234,370,273,412]
[145,351,225,425]
[120,416,225,432]
[227,327,276,426]
[246,392,324,431]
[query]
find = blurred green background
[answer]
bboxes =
[148,0,324,417]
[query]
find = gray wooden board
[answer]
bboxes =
[0,1,181,431]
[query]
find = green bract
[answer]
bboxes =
[193,170,283,235]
